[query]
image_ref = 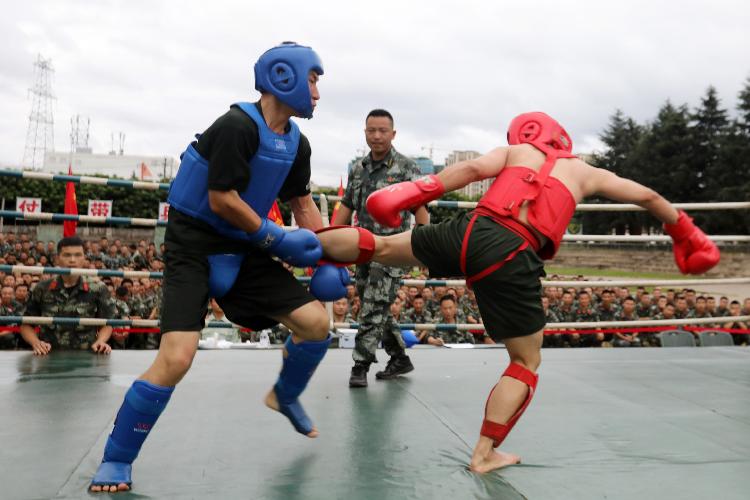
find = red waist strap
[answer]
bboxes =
[460,213,533,288]
[473,208,542,253]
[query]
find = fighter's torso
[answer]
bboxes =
[477,144,588,258]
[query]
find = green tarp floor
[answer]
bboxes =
[1,347,748,500]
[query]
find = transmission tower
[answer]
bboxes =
[22,54,56,170]
[70,115,91,154]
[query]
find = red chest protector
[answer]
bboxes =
[475,164,576,260]
[475,112,577,260]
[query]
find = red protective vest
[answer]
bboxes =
[475,151,577,260]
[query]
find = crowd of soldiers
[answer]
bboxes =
[329,272,750,348]
[0,233,164,350]
[1,233,748,350]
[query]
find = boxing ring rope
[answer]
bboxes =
[2,315,747,333]
[4,209,749,242]
[0,169,170,191]
[2,169,747,212]
[0,210,167,227]
[331,315,750,331]
[0,265,161,280]
[5,263,749,290]
[319,194,750,212]
[403,278,750,287]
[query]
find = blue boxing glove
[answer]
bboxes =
[247,218,322,268]
[310,264,350,301]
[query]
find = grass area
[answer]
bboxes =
[545,266,685,280]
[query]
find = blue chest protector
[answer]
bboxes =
[167,102,301,241]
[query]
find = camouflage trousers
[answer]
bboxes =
[353,262,405,365]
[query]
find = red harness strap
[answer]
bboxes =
[481,362,539,448]
[459,214,536,288]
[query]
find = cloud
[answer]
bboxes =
[1,0,748,186]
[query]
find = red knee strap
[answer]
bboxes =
[480,362,538,448]
[316,225,375,265]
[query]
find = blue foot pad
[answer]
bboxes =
[274,385,313,436]
[91,461,132,488]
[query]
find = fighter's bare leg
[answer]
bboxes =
[318,227,424,268]
[90,331,199,493]
[264,300,330,438]
[470,330,543,474]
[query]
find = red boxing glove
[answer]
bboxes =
[663,210,720,274]
[365,175,446,227]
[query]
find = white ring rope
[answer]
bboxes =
[401,277,750,288]
[331,315,750,332]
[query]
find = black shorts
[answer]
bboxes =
[160,247,316,333]
[411,213,546,341]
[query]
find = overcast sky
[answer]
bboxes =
[1,0,748,186]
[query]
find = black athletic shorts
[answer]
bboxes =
[411,213,546,341]
[160,246,316,333]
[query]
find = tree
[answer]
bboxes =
[586,110,646,233]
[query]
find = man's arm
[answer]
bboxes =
[290,193,324,231]
[583,164,719,274]
[365,148,509,227]
[93,326,113,354]
[208,189,263,233]
[436,147,509,192]
[413,206,429,225]
[331,204,353,225]
[20,325,50,355]
[582,166,678,224]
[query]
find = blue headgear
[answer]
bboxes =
[254,42,324,119]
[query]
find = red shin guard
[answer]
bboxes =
[480,362,538,448]
[316,225,375,265]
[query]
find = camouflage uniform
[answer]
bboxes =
[0,302,21,349]
[575,306,601,347]
[596,304,619,343]
[126,294,160,350]
[612,310,641,347]
[552,304,579,346]
[424,299,440,319]
[24,276,116,350]
[402,308,432,344]
[635,303,659,319]
[341,147,421,365]
[268,324,291,345]
[542,308,562,347]
[460,298,481,324]
[102,253,127,270]
[429,317,475,344]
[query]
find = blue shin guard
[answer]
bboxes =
[273,335,331,435]
[91,380,174,489]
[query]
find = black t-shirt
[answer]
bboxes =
[167,102,312,253]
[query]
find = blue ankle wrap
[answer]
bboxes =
[207,253,245,298]
[103,380,174,464]
[273,335,331,435]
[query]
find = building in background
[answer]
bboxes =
[445,150,491,199]
[43,150,178,180]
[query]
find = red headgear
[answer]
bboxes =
[506,112,573,153]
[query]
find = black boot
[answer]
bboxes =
[349,362,369,388]
[375,355,414,380]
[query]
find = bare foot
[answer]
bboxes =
[469,449,521,474]
[264,388,319,438]
[90,483,130,493]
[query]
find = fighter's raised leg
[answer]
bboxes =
[318,226,423,268]
[265,300,331,438]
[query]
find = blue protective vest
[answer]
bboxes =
[167,102,301,240]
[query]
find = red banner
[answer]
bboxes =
[63,164,78,237]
